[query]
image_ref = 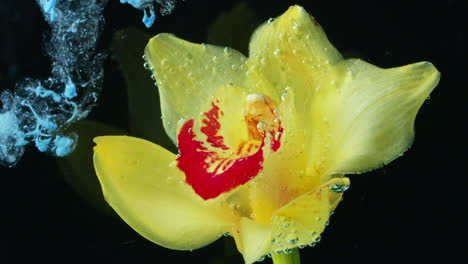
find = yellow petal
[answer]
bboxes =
[231,217,272,264]
[270,177,350,252]
[246,5,342,111]
[93,136,235,250]
[249,88,312,225]
[145,34,249,142]
[307,60,440,175]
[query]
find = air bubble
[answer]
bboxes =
[286,237,299,244]
[292,23,299,31]
[330,184,350,193]
[257,121,268,135]
[281,92,288,101]
[223,47,232,56]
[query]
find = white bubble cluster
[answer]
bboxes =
[0,0,108,166]
[119,0,179,28]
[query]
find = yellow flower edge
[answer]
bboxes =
[93,5,439,264]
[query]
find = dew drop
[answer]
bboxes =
[223,232,230,237]
[267,18,275,24]
[150,74,155,80]
[283,248,293,254]
[274,49,280,56]
[143,62,150,69]
[142,54,146,60]
[212,56,218,63]
[231,64,238,70]
[257,256,266,262]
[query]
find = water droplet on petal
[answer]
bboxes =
[267,18,275,24]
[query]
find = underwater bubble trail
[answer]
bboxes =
[0,0,108,166]
[119,0,179,28]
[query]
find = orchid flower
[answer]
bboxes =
[93,5,439,264]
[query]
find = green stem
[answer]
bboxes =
[271,248,300,264]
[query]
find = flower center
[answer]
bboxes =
[176,93,283,200]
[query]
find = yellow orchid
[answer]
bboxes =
[93,5,439,264]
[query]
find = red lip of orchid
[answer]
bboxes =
[177,94,282,200]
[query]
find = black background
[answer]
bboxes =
[1,0,466,263]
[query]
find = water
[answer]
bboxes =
[0,0,460,263]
